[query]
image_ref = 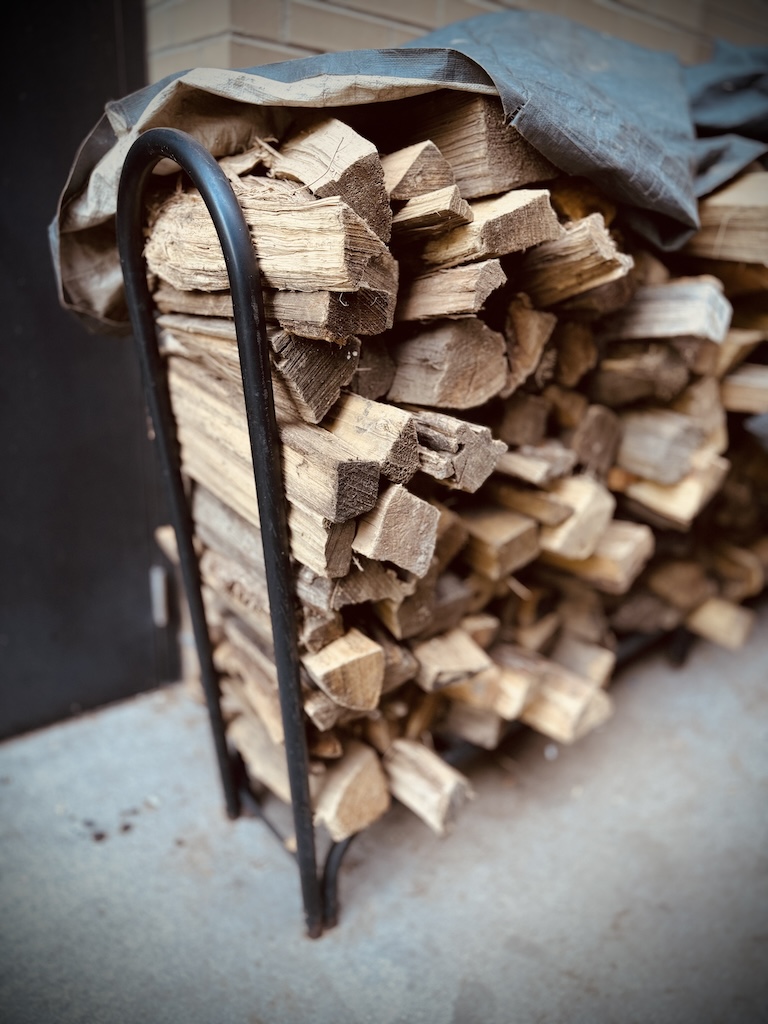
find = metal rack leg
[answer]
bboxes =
[115,127,324,938]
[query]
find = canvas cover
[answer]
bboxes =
[48,9,768,337]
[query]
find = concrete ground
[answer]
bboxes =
[1,603,767,1024]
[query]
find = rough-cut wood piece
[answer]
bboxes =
[419,190,562,271]
[553,321,599,388]
[367,623,420,694]
[374,559,439,641]
[489,644,550,720]
[301,628,384,711]
[548,633,616,688]
[382,738,475,836]
[539,519,655,595]
[180,425,355,578]
[682,171,768,262]
[269,331,360,423]
[270,115,392,242]
[201,548,273,647]
[539,476,616,561]
[485,479,573,527]
[721,364,768,414]
[684,596,756,650]
[497,392,551,448]
[518,213,634,308]
[521,665,613,745]
[412,627,493,692]
[608,589,683,636]
[432,501,470,571]
[461,506,540,581]
[395,259,506,321]
[612,448,730,531]
[387,318,508,410]
[714,328,765,379]
[323,392,419,484]
[598,278,733,346]
[588,343,690,408]
[302,688,366,732]
[646,558,718,613]
[502,293,558,397]
[616,409,705,485]
[352,484,440,578]
[228,711,325,807]
[328,555,415,612]
[380,140,456,199]
[683,258,768,299]
[215,639,284,743]
[669,377,728,454]
[709,542,765,603]
[415,572,476,641]
[566,404,622,480]
[460,612,501,650]
[154,280,392,344]
[514,611,561,652]
[347,336,396,400]
[391,185,473,237]
[441,701,506,750]
[381,92,557,199]
[548,175,617,226]
[407,407,507,492]
[299,604,345,654]
[494,441,578,486]
[168,355,380,523]
[145,179,393,294]
[312,740,391,841]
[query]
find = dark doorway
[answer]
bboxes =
[0,1,177,739]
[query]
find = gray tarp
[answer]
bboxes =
[49,9,768,337]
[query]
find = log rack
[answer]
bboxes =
[116,125,351,938]
[115,125,697,941]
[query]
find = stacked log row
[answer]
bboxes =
[145,90,768,842]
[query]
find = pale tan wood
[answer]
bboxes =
[145,178,393,294]
[460,612,501,650]
[684,596,756,650]
[539,476,616,561]
[418,189,562,271]
[484,479,574,527]
[431,501,470,571]
[441,701,506,750]
[646,558,718,613]
[496,393,551,447]
[539,519,655,595]
[178,425,355,578]
[461,506,540,581]
[608,589,684,636]
[552,579,613,646]
[366,623,420,694]
[414,571,477,642]
[598,278,733,346]
[395,259,506,321]
[566,404,623,480]
[587,343,690,408]
[270,330,360,423]
[501,293,558,397]
[167,355,380,523]
[380,140,456,199]
[614,448,731,531]
[269,115,392,242]
[682,171,768,262]
[412,627,493,692]
[518,213,634,308]
[403,692,445,741]
[390,185,473,237]
[387,318,508,410]
[228,710,326,807]
[682,259,768,299]
[213,637,284,745]
[323,392,419,484]
[298,603,346,654]
[352,484,440,578]
[721,364,768,414]
[616,408,705,485]
[328,555,416,613]
[713,328,765,379]
[154,274,394,344]
[494,440,578,486]
[384,92,557,199]
[513,611,561,653]
[302,688,366,733]
[669,376,728,454]
[521,666,614,745]
[347,336,396,400]
[301,627,384,712]
[406,407,507,492]
[548,633,616,688]
[363,712,403,755]
[200,547,273,648]
[374,559,439,641]
[312,739,391,841]
[382,738,475,836]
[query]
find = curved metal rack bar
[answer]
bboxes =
[115,127,324,937]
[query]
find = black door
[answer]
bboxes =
[0,1,177,739]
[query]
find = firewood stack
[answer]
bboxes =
[146,89,768,842]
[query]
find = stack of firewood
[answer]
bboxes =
[147,89,768,842]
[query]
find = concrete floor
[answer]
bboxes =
[1,604,767,1024]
